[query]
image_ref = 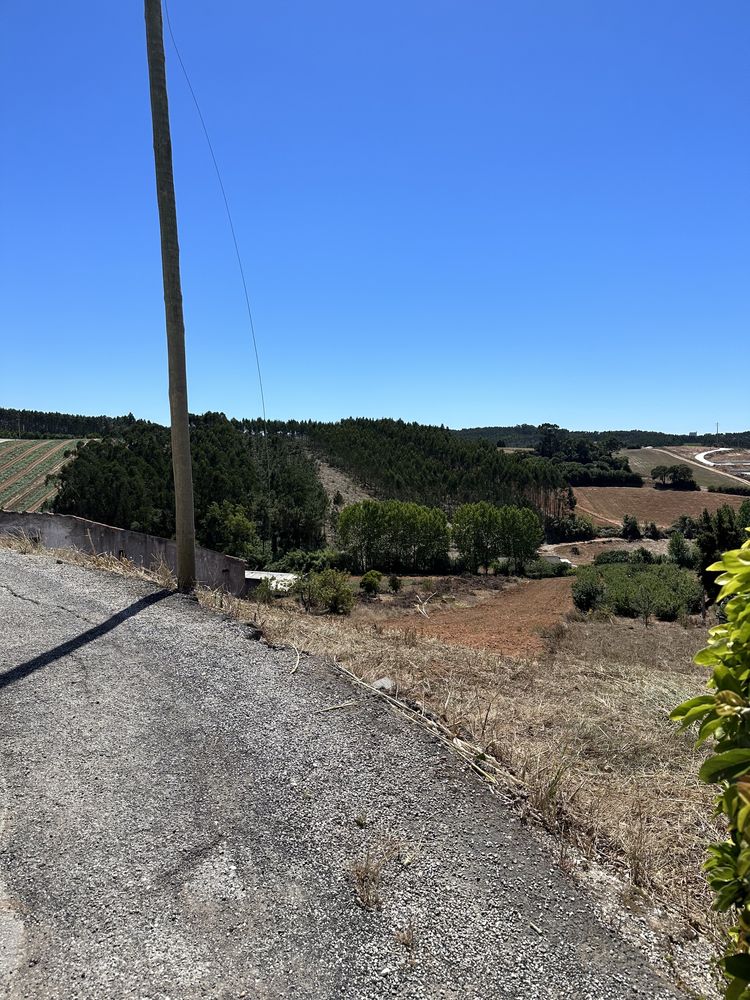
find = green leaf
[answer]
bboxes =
[699,749,750,784]
[726,955,750,980]
[727,976,750,1000]
[695,647,720,666]
[670,696,715,724]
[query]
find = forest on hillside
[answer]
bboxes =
[0,407,133,439]
[52,414,327,561]
[263,417,574,519]
[457,423,750,449]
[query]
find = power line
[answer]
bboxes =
[162,0,274,549]
[163,0,268,427]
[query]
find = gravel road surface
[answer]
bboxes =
[0,546,682,999]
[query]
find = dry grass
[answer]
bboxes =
[0,532,724,984]
[350,835,405,911]
[240,598,722,935]
[0,530,177,589]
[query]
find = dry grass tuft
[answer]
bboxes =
[350,836,403,911]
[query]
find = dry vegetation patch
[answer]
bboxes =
[1,533,723,994]
[575,484,746,528]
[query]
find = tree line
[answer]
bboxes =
[0,407,135,439]
[457,423,750,450]
[337,498,543,574]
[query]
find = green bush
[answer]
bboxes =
[359,570,383,596]
[593,547,664,566]
[668,530,697,569]
[253,578,274,605]
[267,548,346,573]
[388,574,402,593]
[593,549,633,565]
[622,514,642,541]
[544,515,596,543]
[524,558,573,578]
[572,569,606,611]
[293,569,354,614]
[573,563,701,620]
[671,533,750,997]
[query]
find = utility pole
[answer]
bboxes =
[144,0,196,591]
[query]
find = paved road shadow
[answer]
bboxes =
[0,589,172,691]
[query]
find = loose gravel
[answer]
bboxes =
[0,546,683,999]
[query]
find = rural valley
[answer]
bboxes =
[3,407,750,996]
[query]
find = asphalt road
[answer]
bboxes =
[0,546,681,999]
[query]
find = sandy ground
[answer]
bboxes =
[0,547,681,999]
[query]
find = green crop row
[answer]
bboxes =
[0,441,77,510]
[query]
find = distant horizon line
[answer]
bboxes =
[0,405,748,438]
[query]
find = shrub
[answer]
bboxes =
[643,521,662,540]
[359,570,383,596]
[267,548,346,573]
[544,515,595,543]
[253,578,274,605]
[524,559,573,578]
[293,569,354,614]
[668,530,696,569]
[671,533,750,997]
[388,574,402,593]
[574,563,701,620]
[593,550,632,565]
[622,514,641,541]
[572,568,606,611]
[707,484,750,497]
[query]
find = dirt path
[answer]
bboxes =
[401,577,575,656]
[0,548,678,999]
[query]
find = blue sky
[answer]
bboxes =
[1,2,747,432]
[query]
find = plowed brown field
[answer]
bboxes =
[399,577,574,657]
[575,485,746,528]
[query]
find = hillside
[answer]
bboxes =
[458,423,750,449]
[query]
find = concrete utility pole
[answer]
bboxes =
[144,0,196,591]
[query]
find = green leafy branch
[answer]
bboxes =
[672,531,750,999]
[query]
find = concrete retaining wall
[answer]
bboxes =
[0,510,247,596]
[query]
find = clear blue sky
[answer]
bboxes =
[1,2,747,432]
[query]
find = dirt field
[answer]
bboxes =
[575,485,746,528]
[385,577,574,656]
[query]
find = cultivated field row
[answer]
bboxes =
[0,439,79,512]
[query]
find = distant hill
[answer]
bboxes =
[456,424,750,449]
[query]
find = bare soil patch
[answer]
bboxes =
[385,577,574,656]
[575,485,746,528]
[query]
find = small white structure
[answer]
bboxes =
[245,570,298,593]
